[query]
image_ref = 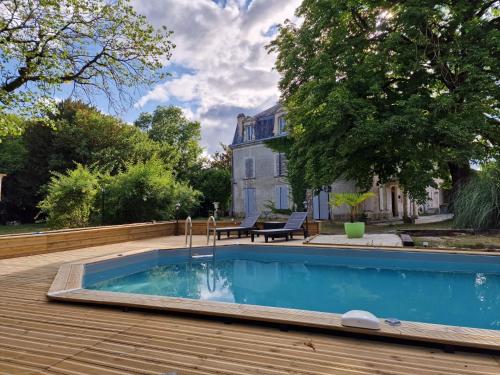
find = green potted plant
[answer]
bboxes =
[330,192,375,238]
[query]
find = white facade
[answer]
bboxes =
[231,104,445,220]
[232,141,291,216]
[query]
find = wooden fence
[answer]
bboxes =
[0,220,321,259]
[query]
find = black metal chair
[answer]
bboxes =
[215,212,261,240]
[250,212,308,243]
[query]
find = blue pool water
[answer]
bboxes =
[84,245,500,330]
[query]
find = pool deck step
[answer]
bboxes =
[400,233,415,247]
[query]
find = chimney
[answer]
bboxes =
[237,113,245,139]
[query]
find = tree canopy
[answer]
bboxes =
[134,106,203,182]
[269,0,500,202]
[0,0,173,137]
[0,100,157,222]
[191,144,232,216]
[0,100,220,225]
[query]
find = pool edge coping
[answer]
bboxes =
[47,243,500,351]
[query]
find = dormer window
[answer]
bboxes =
[278,116,286,134]
[243,125,255,141]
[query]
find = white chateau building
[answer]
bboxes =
[230,104,445,220]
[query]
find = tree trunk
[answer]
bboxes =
[402,191,412,223]
[448,162,472,210]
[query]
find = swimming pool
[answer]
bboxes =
[82,245,500,331]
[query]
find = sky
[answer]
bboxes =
[123,0,301,154]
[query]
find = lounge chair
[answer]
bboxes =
[215,212,260,240]
[250,212,308,243]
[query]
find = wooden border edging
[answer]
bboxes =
[0,222,177,259]
[0,220,321,259]
[47,245,500,351]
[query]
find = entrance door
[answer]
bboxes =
[243,188,256,215]
[391,187,398,217]
[313,190,330,220]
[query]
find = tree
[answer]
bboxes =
[194,168,232,216]
[269,1,500,203]
[47,100,158,174]
[209,144,232,170]
[189,144,232,216]
[103,158,201,224]
[134,106,203,182]
[38,164,100,229]
[0,100,157,222]
[0,0,173,137]
[38,159,202,229]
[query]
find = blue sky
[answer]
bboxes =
[47,0,301,154]
[108,0,301,154]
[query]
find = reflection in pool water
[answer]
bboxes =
[85,246,500,330]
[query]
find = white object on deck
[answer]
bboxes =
[341,310,381,330]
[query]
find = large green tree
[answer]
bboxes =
[0,100,156,222]
[0,0,173,138]
[134,106,203,182]
[270,1,500,202]
[190,144,233,216]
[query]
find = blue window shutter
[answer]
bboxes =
[281,186,289,209]
[244,188,256,214]
[280,154,287,176]
[275,185,289,209]
[245,158,254,179]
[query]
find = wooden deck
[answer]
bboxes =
[1,236,499,374]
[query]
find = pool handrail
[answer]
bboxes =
[185,216,192,253]
[207,216,217,256]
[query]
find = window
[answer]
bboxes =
[243,125,254,141]
[278,116,286,134]
[275,185,289,210]
[244,158,255,179]
[274,153,288,177]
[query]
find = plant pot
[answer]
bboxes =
[344,222,365,239]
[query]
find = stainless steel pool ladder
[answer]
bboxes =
[206,215,217,257]
[185,216,193,255]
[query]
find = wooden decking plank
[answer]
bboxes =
[89,339,481,375]
[46,359,141,375]
[0,362,48,375]
[100,331,498,375]
[0,236,498,375]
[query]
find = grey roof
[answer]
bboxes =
[231,104,283,146]
[254,103,282,118]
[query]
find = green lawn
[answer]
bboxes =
[319,219,454,235]
[320,219,500,250]
[0,223,49,236]
[412,234,500,250]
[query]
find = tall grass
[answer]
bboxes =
[453,165,500,230]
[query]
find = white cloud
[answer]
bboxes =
[131,0,301,153]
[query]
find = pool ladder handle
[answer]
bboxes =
[185,216,193,257]
[207,215,217,257]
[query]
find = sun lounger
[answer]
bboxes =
[250,212,308,243]
[215,212,260,240]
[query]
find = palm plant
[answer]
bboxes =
[330,192,376,222]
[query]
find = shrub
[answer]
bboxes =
[330,192,375,222]
[453,164,500,230]
[194,167,232,216]
[38,164,100,229]
[263,200,293,216]
[103,159,201,224]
